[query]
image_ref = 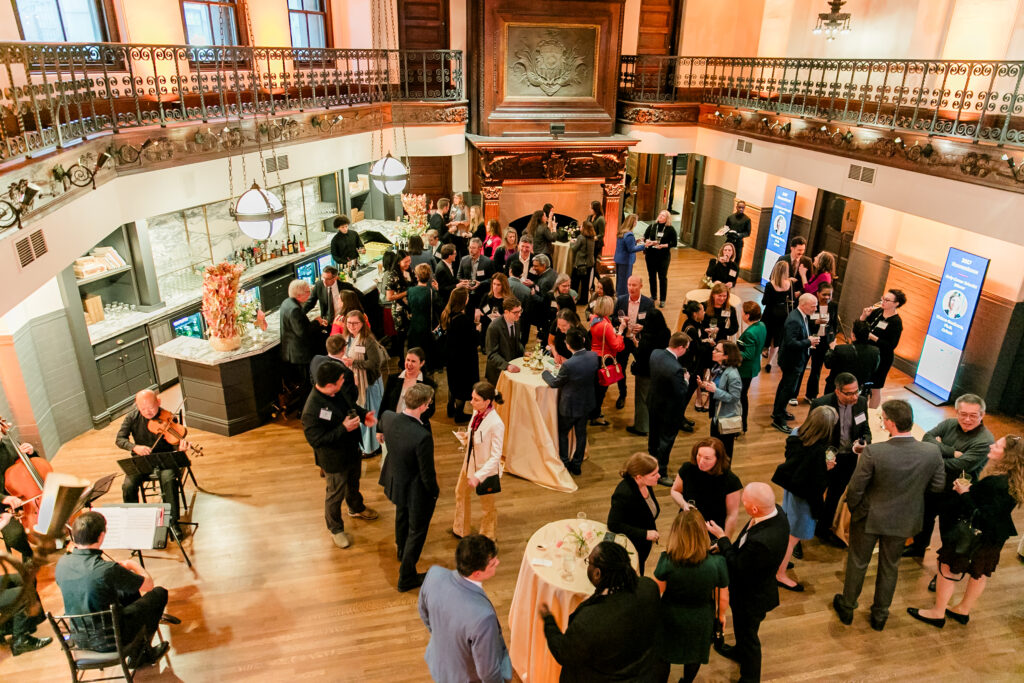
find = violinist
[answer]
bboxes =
[0,436,35,561]
[115,390,182,537]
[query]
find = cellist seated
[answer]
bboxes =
[0,438,35,561]
[115,390,183,537]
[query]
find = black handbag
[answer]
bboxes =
[467,418,501,496]
[942,510,983,558]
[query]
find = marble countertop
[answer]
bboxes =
[86,220,401,346]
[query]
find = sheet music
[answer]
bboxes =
[97,506,163,550]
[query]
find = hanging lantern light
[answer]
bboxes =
[369,153,408,196]
[233,181,285,240]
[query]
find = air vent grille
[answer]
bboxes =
[735,139,752,154]
[14,229,47,268]
[265,155,289,173]
[848,164,876,184]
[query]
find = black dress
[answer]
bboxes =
[702,304,739,342]
[677,461,742,530]
[865,309,903,389]
[607,477,660,575]
[936,474,1018,578]
[443,311,479,401]
[705,259,739,287]
[478,294,504,339]
[761,284,794,347]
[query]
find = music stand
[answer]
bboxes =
[79,473,116,510]
[94,502,192,569]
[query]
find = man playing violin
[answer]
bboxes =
[115,390,183,537]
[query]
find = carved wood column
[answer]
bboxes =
[482,184,503,222]
[599,182,624,269]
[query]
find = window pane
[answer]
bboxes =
[183,3,213,46]
[61,0,105,42]
[17,0,65,41]
[307,14,325,48]
[289,14,308,48]
[303,0,323,10]
[211,6,238,45]
[288,0,303,9]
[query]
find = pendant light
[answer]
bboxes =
[234,181,285,240]
[370,153,408,195]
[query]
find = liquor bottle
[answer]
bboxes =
[288,236,295,254]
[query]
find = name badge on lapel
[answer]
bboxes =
[352,344,366,353]
[854,412,866,425]
[875,321,888,330]
[319,408,332,420]
[638,312,647,320]
[729,269,737,277]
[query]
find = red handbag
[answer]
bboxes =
[598,354,625,386]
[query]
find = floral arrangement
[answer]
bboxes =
[202,262,244,350]
[556,522,597,559]
[236,299,267,332]
[564,220,581,239]
[400,192,428,232]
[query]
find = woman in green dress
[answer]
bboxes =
[654,508,729,683]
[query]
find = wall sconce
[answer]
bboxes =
[311,114,344,134]
[112,138,154,164]
[0,181,43,231]
[819,125,854,145]
[762,117,791,136]
[1002,154,1024,182]
[51,152,112,190]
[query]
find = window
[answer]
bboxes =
[288,0,329,49]
[182,0,243,46]
[12,0,117,42]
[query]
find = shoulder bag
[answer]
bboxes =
[598,353,625,386]
[467,420,501,496]
[713,388,743,434]
[693,369,712,410]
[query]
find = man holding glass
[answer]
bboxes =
[903,394,994,558]
[770,294,819,433]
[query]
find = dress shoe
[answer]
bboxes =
[695,406,709,413]
[870,615,887,631]
[658,476,674,487]
[449,529,464,540]
[346,507,379,520]
[945,609,970,625]
[902,546,926,559]
[140,642,170,666]
[792,542,803,559]
[682,417,695,428]
[589,418,610,426]
[625,426,648,437]
[816,530,846,548]
[615,396,626,410]
[568,463,582,476]
[771,421,792,435]
[398,572,426,592]
[928,575,937,592]
[777,579,805,592]
[784,411,795,420]
[12,634,52,656]
[332,531,351,549]
[658,301,665,308]
[160,613,181,625]
[906,608,943,629]
[832,594,853,625]
[786,562,794,570]
[713,640,738,661]
[680,423,695,433]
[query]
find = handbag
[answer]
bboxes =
[713,392,743,435]
[467,418,501,496]
[693,369,711,410]
[942,510,983,558]
[598,354,625,387]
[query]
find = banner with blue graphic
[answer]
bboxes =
[914,248,990,401]
[759,186,796,286]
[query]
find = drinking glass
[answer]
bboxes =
[560,549,575,582]
[576,511,587,521]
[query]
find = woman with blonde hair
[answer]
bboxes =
[654,507,729,683]
[453,381,505,539]
[340,310,387,456]
[909,434,1024,627]
[468,204,486,241]
[761,259,794,372]
[588,295,627,426]
[771,404,838,591]
[607,453,661,574]
[570,218,597,306]
[492,227,518,272]
[613,213,645,297]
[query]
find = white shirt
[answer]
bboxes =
[627,297,641,324]
[737,506,779,547]
[396,370,424,414]
[328,281,342,317]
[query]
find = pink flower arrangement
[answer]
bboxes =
[401,192,428,232]
[202,262,244,341]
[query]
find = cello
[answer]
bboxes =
[1,415,52,533]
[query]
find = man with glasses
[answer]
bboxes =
[810,372,871,546]
[484,297,524,385]
[804,282,841,402]
[903,394,994,559]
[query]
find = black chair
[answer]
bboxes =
[46,604,155,682]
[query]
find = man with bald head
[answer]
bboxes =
[707,482,790,683]
[116,390,183,535]
[771,293,821,433]
[614,275,655,409]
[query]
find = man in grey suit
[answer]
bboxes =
[280,279,318,402]
[833,399,945,631]
[419,535,512,683]
[542,329,599,475]
[484,296,524,385]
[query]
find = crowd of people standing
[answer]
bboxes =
[282,195,1022,683]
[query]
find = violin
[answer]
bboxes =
[145,406,204,458]
[1,415,53,532]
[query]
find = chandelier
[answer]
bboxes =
[813,0,851,41]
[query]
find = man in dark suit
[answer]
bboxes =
[303,265,358,323]
[771,293,820,432]
[457,238,495,309]
[724,200,752,266]
[810,372,871,545]
[434,244,459,305]
[833,399,945,631]
[424,229,443,261]
[281,279,319,400]
[614,275,655,409]
[527,254,557,344]
[301,362,379,550]
[484,296,524,385]
[378,383,438,592]
[542,329,599,475]
[804,282,841,401]
[309,334,357,404]
[647,332,690,484]
[708,482,790,683]
[823,320,880,396]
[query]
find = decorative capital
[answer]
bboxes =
[602,182,625,198]
[481,185,503,200]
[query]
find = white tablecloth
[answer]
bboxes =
[494,358,579,493]
[552,241,572,276]
[508,519,637,682]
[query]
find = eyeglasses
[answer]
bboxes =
[956,411,982,421]
[838,388,859,397]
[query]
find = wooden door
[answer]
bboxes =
[397,0,449,96]
[633,0,681,98]
[405,156,452,207]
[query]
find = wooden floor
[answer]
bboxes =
[3,249,1024,682]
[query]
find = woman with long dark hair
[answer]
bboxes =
[570,219,596,306]
[607,453,661,575]
[441,287,478,423]
[697,341,743,458]
[384,249,412,355]
[761,260,795,372]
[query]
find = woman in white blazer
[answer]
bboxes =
[453,381,505,539]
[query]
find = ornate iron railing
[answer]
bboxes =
[620,56,1024,146]
[0,42,463,159]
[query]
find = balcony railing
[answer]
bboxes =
[620,56,1024,147]
[0,42,463,160]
